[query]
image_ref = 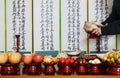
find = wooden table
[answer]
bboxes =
[0,75,120,78]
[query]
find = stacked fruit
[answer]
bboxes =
[59,58,75,65]
[43,56,59,65]
[0,52,22,64]
[89,58,101,64]
[22,53,44,64]
[102,49,120,64]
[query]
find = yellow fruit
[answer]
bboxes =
[43,58,52,64]
[113,53,119,60]
[102,55,108,61]
[108,52,114,58]
[110,58,115,63]
[9,53,22,64]
[52,58,59,63]
[117,58,120,64]
[6,51,15,56]
[118,53,120,58]
[106,58,111,63]
[0,53,8,64]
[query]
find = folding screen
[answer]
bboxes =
[0,0,5,52]
[89,0,115,51]
[34,0,59,52]
[6,0,31,52]
[1,0,119,53]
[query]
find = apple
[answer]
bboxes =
[60,58,65,64]
[32,54,44,64]
[70,58,74,64]
[22,54,32,64]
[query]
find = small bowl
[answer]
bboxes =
[67,50,83,56]
[96,54,105,59]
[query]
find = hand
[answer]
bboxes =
[83,21,103,33]
[91,21,104,27]
[92,28,102,36]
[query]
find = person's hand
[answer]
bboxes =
[92,28,102,36]
[83,21,103,33]
[91,21,104,27]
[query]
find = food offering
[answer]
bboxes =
[22,53,44,64]
[22,54,32,65]
[43,56,59,65]
[0,53,8,64]
[89,58,101,64]
[102,49,120,75]
[80,54,105,75]
[0,52,22,75]
[0,52,22,65]
[32,53,44,64]
[102,49,120,64]
[88,58,103,75]
[22,53,44,75]
[82,55,97,61]
[8,52,22,64]
[43,55,59,75]
[57,58,75,75]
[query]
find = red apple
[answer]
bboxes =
[60,58,65,64]
[65,58,70,65]
[32,54,44,64]
[22,54,32,64]
[70,58,74,64]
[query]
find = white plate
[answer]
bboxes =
[96,54,105,59]
[67,50,83,56]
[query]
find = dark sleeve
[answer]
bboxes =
[102,0,119,25]
[101,20,120,35]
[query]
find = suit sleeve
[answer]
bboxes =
[102,0,119,25]
[101,20,120,35]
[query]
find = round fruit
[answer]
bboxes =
[32,54,44,64]
[52,58,59,63]
[44,58,52,64]
[9,53,22,64]
[22,54,32,64]
[6,51,15,56]
[0,53,8,64]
